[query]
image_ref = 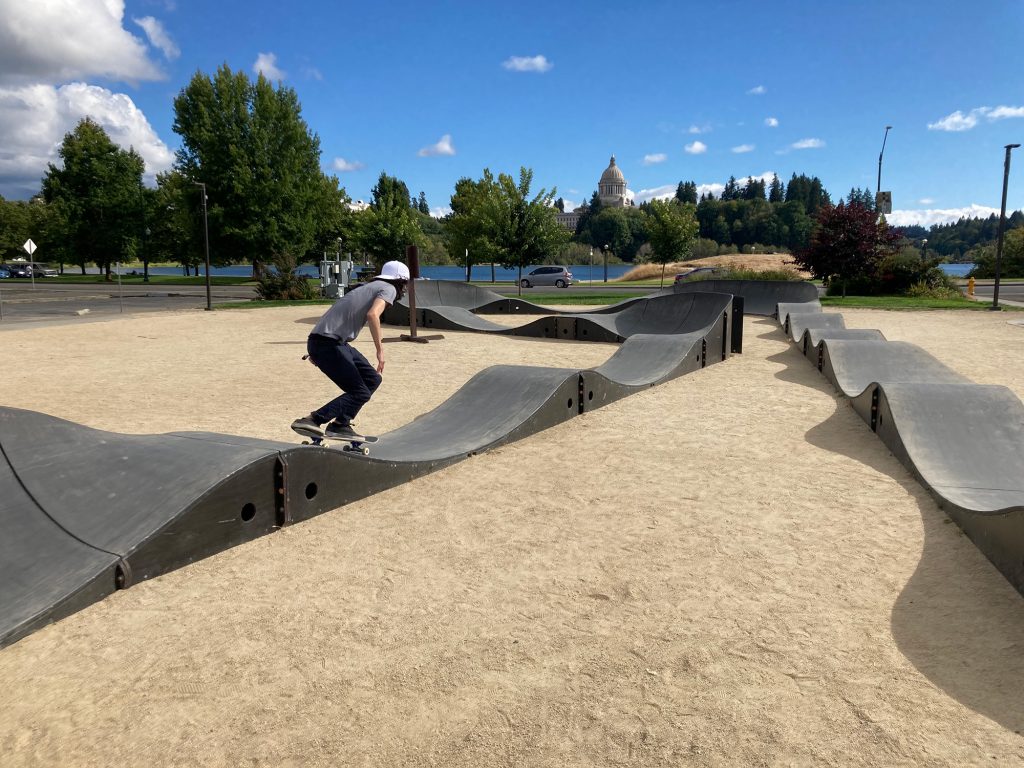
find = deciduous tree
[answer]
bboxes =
[644,199,699,286]
[41,118,145,277]
[793,202,899,296]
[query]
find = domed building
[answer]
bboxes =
[556,154,634,230]
[598,155,630,207]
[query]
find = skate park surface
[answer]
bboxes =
[1,293,1023,765]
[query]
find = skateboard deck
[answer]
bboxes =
[299,433,378,455]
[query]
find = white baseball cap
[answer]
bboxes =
[374,260,410,280]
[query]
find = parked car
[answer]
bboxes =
[1,262,33,278]
[520,265,573,288]
[674,266,723,284]
[26,262,58,277]
[0,265,10,279]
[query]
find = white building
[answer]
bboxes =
[556,154,633,230]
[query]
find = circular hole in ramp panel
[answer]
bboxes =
[567,398,574,409]
[241,503,257,522]
[305,482,318,500]
[588,390,594,401]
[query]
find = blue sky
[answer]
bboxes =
[1,0,1023,227]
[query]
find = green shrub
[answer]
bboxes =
[256,270,314,300]
[720,267,803,281]
[905,280,963,299]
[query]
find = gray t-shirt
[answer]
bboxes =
[311,280,397,342]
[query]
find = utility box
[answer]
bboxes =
[876,191,892,215]
[320,258,354,298]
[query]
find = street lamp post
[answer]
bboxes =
[921,238,927,261]
[193,182,212,311]
[143,227,151,282]
[992,143,1021,311]
[603,244,609,283]
[589,247,593,284]
[877,125,893,196]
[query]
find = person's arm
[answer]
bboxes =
[365,297,388,372]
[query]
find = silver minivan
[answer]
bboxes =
[520,265,573,288]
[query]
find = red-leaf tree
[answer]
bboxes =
[793,202,900,296]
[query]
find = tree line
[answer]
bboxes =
[2,62,1021,289]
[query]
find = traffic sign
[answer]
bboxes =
[23,238,36,255]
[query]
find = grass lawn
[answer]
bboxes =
[821,295,1023,310]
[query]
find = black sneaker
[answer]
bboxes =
[325,421,361,440]
[291,416,323,437]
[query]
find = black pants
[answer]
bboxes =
[307,335,381,426]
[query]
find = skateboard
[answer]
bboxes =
[300,433,378,455]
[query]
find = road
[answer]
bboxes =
[0,281,256,327]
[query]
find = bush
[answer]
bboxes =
[256,269,315,300]
[721,267,803,281]
[968,229,1024,278]
[905,280,963,299]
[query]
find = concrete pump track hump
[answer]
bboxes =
[1,286,747,648]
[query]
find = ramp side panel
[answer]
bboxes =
[0,462,118,649]
[0,408,282,557]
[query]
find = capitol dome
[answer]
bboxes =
[598,155,629,207]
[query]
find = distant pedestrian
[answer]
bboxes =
[291,260,410,440]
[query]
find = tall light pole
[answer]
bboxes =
[603,243,609,283]
[877,125,893,196]
[992,143,1021,311]
[193,182,212,311]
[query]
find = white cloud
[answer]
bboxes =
[928,105,1024,131]
[887,204,1004,228]
[791,137,825,149]
[643,153,667,165]
[0,0,163,84]
[133,16,179,61]
[302,66,324,81]
[765,117,779,127]
[918,198,935,205]
[928,110,977,132]
[418,134,456,157]
[988,105,1024,120]
[634,182,725,204]
[502,55,552,73]
[684,141,707,155]
[747,85,766,95]
[0,82,174,196]
[254,52,285,81]
[688,124,710,134]
[430,205,452,218]
[559,198,580,212]
[332,157,364,172]
[732,144,755,154]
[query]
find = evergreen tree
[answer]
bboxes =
[417,191,429,215]
[675,180,698,204]
[768,174,784,203]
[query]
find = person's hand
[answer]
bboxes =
[376,350,385,373]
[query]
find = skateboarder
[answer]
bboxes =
[291,260,410,440]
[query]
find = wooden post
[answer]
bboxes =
[394,244,443,344]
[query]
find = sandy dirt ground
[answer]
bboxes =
[0,304,1022,766]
